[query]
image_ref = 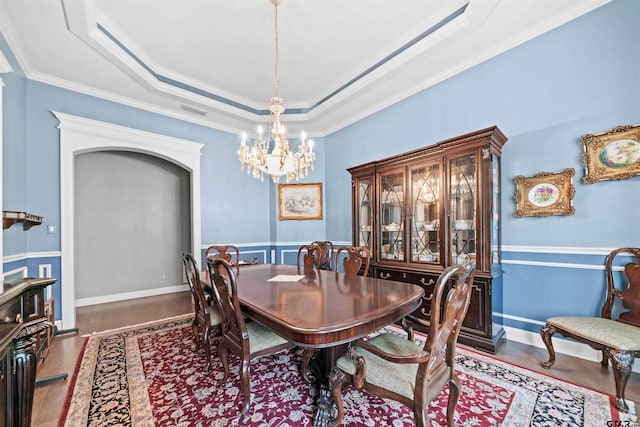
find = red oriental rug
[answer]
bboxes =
[58,314,636,426]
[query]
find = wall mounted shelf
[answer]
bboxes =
[2,211,43,231]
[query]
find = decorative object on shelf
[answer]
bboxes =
[237,0,315,183]
[453,219,472,230]
[382,223,401,232]
[580,124,640,184]
[2,211,43,230]
[424,221,437,231]
[278,183,323,220]
[514,168,576,217]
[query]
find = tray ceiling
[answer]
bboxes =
[0,0,610,137]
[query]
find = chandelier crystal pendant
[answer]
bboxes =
[238,0,315,183]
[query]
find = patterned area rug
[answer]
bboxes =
[58,315,636,426]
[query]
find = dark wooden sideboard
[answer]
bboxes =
[348,126,507,353]
[0,277,55,427]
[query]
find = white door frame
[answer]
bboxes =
[54,112,203,329]
[0,49,14,277]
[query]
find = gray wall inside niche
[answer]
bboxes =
[74,151,190,300]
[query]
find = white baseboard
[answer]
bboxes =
[75,284,189,307]
[504,326,640,373]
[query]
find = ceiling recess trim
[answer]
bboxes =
[90,2,469,117]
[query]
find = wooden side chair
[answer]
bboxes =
[205,244,240,276]
[311,240,334,270]
[181,253,222,371]
[207,258,295,415]
[540,247,640,412]
[297,244,319,270]
[329,263,475,427]
[335,245,371,277]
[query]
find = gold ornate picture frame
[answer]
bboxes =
[580,124,640,184]
[514,168,575,217]
[278,183,323,220]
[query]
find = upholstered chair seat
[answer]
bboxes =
[336,333,423,399]
[208,306,223,326]
[246,321,290,353]
[546,317,640,350]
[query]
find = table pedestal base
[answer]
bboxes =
[309,344,348,427]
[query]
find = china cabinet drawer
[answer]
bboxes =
[375,268,436,288]
[375,267,437,319]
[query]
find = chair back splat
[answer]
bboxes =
[540,247,640,413]
[297,241,334,271]
[335,245,371,277]
[205,244,240,275]
[329,263,475,427]
[311,241,334,271]
[206,257,294,415]
[297,244,318,270]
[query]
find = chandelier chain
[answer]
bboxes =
[274,1,279,98]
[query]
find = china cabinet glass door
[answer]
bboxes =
[379,170,405,261]
[490,154,501,270]
[410,163,441,264]
[449,154,476,265]
[356,178,373,248]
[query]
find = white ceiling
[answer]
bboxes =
[0,0,610,137]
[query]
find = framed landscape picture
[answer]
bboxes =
[580,124,640,184]
[278,183,323,220]
[514,168,575,217]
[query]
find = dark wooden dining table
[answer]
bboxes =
[200,263,423,426]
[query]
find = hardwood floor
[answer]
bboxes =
[32,292,639,426]
[32,292,194,427]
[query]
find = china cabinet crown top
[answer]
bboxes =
[348,126,507,174]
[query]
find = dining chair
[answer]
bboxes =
[207,257,295,415]
[205,244,240,276]
[181,253,222,371]
[329,263,475,427]
[540,247,640,412]
[311,241,334,271]
[335,245,371,277]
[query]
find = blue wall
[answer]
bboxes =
[324,0,640,334]
[2,0,639,333]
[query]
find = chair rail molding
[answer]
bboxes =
[54,112,204,330]
[502,245,618,255]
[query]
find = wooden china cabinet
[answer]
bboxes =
[348,126,507,353]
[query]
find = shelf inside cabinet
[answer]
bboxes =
[2,211,44,231]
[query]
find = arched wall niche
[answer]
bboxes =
[53,112,203,329]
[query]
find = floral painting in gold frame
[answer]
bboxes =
[580,124,640,184]
[514,168,575,218]
[278,183,323,220]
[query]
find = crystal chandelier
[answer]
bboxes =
[238,0,315,183]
